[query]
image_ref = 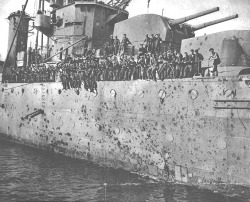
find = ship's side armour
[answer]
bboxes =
[1,75,250,188]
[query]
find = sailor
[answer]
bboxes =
[82,40,88,57]
[137,55,144,79]
[138,44,147,57]
[86,47,93,59]
[189,49,195,76]
[61,70,67,90]
[182,52,190,78]
[66,70,71,89]
[175,52,183,78]
[194,49,204,76]
[137,55,145,79]
[11,66,17,82]
[173,49,178,60]
[165,50,171,62]
[120,34,132,55]
[75,71,81,88]
[155,34,162,54]
[113,36,120,55]
[127,57,137,80]
[147,54,158,81]
[119,56,127,80]
[109,35,114,55]
[103,58,110,80]
[208,48,220,76]
[103,42,109,57]
[108,60,114,81]
[113,59,121,81]
[144,34,151,52]
[150,34,156,53]
[157,55,165,80]
[159,52,168,80]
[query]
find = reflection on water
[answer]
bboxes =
[0,138,248,202]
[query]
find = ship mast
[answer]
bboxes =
[35,0,42,65]
[2,0,29,82]
[41,0,45,53]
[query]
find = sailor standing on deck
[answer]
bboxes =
[114,36,120,55]
[155,34,162,54]
[138,44,147,57]
[208,48,220,76]
[189,49,195,77]
[150,34,156,54]
[144,34,151,52]
[183,52,190,78]
[109,35,114,55]
[120,34,132,55]
[194,49,204,76]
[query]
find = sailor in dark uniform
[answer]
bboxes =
[128,57,137,80]
[150,34,155,54]
[114,36,120,55]
[189,49,195,76]
[175,52,183,78]
[61,70,67,90]
[158,53,169,80]
[144,34,151,52]
[182,52,190,78]
[155,34,162,54]
[138,44,147,57]
[109,35,114,55]
[120,34,132,55]
[194,49,204,76]
[83,40,88,56]
[147,54,158,81]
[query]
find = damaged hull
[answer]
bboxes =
[1,77,250,189]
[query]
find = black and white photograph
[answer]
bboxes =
[0,0,250,201]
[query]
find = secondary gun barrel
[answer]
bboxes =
[191,14,238,31]
[169,7,219,26]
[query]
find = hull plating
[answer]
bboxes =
[0,77,250,188]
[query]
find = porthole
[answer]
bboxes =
[166,134,174,142]
[217,138,227,150]
[189,89,198,100]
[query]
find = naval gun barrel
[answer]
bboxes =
[169,7,219,26]
[191,14,238,31]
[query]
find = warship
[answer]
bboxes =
[1,0,250,191]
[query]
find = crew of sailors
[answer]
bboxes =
[9,34,220,91]
[104,34,163,56]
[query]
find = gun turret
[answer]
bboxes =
[191,14,238,31]
[169,7,219,26]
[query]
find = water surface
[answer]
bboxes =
[0,138,249,202]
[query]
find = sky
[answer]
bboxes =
[0,0,249,60]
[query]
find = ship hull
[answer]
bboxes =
[1,77,250,189]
